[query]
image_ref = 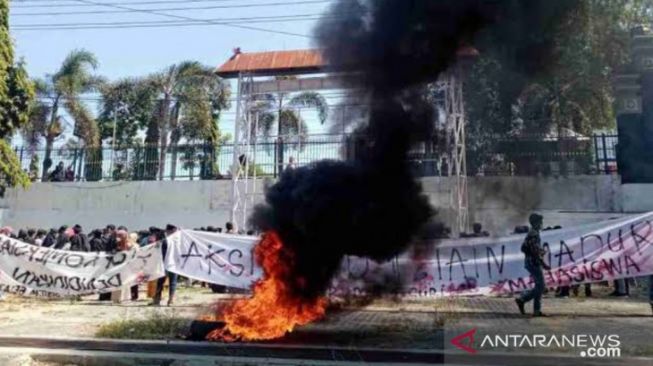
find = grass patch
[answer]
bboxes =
[96,312,191,340]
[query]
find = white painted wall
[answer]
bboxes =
[0,175,648,235]
[0,180,266,232]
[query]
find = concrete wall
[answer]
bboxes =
[0,175,649,235]
[0,180,267,231]
[420,175,626,236]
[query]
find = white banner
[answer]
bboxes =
[0,235,165,296]
[164,230,261,289]
[329,212,653,297]
[3,212,652,298]
[165,213,653,297]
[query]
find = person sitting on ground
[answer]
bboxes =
[65,165,75,181]
[70,224,90,252]
[515,213,550,317]
[49,162,65,182]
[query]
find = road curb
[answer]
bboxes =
[0,336,650,365]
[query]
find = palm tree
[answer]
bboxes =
[23,49,103,180]
[247,80,328,174]
[147,61,229,180]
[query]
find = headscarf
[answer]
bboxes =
[116,230,131,251]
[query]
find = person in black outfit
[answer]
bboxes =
[98,225,117,301]
[515,213,550,317]
[54,226,70,249]
[89,229,104,252]
[102,225,117,252]
[26,229,37,244]
[34,229,47,246]
[49,162,65,182]
[42,229,57,248]
[69,225,90,252]
[17,229,28,242]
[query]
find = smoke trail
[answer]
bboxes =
[250,0,582,300]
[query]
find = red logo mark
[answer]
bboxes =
[451,328,477,354]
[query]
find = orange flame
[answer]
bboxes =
[207,231,327,341]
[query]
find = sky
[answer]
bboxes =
[8,0,337,143]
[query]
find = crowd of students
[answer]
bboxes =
[0,222,241,304]
[1,219,651,315]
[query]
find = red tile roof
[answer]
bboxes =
[216,47,479,78]
[216,49,325,78]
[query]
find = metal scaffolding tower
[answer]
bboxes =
[440,65,469,235]
[228,75,344,231]
[230,72,257,231]
[220,48,472,234]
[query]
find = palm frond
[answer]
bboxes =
[64,97,99,146]
[54,49,98,82]
[32,78,53,96]
[288,91,329,124]
[278,108,303,136]
[21,101,50,151]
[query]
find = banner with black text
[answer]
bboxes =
[329,212,653,297]
[166,213,653,297]
[164,230,261,289]
[0,236,165,296]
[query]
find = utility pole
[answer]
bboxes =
[110,102,128,180]
[109,105,118,178]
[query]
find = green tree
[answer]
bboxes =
[98,78,159,147]
[146,61,230,180]
[0,0,34,192]
[23,50,103,180]
[98,78,159,180]
[463,0,653,174]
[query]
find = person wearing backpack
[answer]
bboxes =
[515,213,550,317]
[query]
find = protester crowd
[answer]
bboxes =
[0,222,244,305]
[0,218,651,316]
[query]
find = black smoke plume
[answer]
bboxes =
[250,0,582,300]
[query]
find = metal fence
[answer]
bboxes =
[593,133,619,174]
[13,133,619,183]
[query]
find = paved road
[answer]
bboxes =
[0,285,651,364]
[0,338,650,366]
